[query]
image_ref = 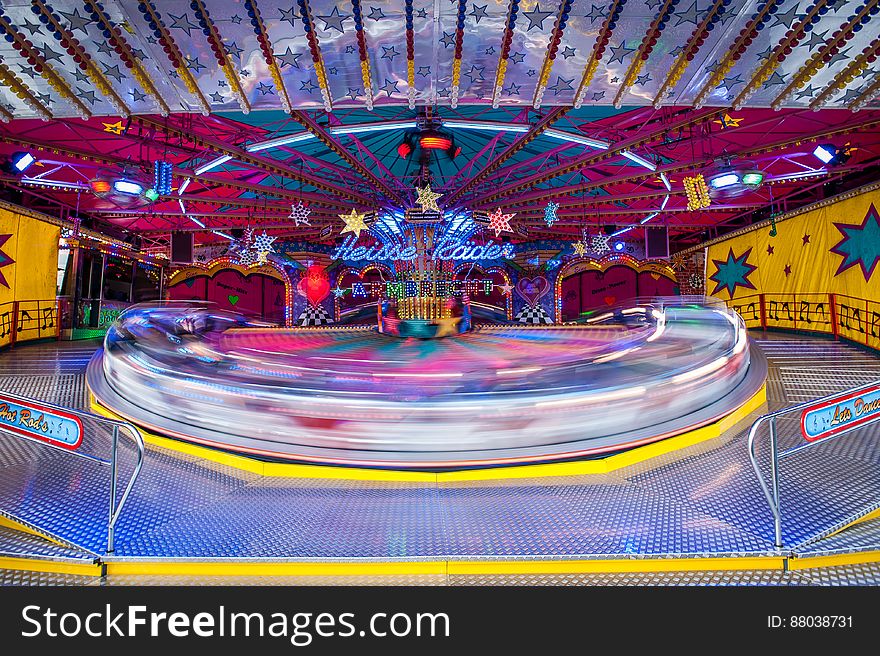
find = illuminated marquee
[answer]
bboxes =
[332,235,515,262]
[352,279,495,299]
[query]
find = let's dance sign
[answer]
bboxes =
[801,384,880,443]
[0,393,83,450]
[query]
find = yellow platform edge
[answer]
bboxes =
[0,556,101,577]
[787,550,880,570]
[824,507,880,539]
[0,514,70,547]
[103,556,783,578]
[89,382,766,483]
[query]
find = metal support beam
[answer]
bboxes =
[444,106,569,206]
[288,110,407,207]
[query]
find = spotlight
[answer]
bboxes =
[89,179,111,194]
[397,142,412,158]
[614,241,625,252]
[708,172,740,189]
[10,151,35,173]
[812,144,836,164]
[419,131,453,150]
[741,171,765,187]
[144,188,160,202]
[113,180,144,195]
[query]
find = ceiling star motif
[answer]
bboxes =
[571,241,587,257]
[288,202,312,227]
[415,185,442,213]
[830,203,880,281]
[252,231,277,263]
[709,248,758,298]
[543,201,559,227]
[590,233,611,255]
[339,208,369,238]
[102,121,126,135]
[487,208,515,237]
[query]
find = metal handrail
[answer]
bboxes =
[0,390,145,554]
[747,378,880,550]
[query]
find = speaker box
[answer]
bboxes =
[603,224,617,235]
[645,226,669,259]
[170,231,194,264]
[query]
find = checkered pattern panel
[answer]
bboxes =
[297,305,333,326]
[515,304,552,324]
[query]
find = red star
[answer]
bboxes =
[487,207,515,237]
[766,244,774,255]
[784,264,792,277]
[802,234,811,245]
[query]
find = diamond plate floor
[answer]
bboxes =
[0,334,878,585]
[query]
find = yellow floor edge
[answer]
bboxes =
[788,550,880,570]
[824,507,880,539]
[102,556,785,577]
[0,556,101,577]
[89,383,766,483]
[0,514,70,547]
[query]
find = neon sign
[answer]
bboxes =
[332,235,515,262]
[350,279,494,299]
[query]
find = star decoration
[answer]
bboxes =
[316,6,351,33]
[762,71,786,89]
[332,286,347,298]
[257,82,274,95]
[169,13,198,36]
[713,113,743,129]
[416,185,442,213]
[587,5,607,22]
[103,64,125,82]
[379,79,399,96]
[549,76,573,95]
[766,244,775,256]
[418,66,431,77]
[592,90,606,101]
[345,44,356,54]
[129,88,147,103]
[417,8,428,18]
[40,44,63,63]
[225,42,244,60]
[671,253,686,271]
[465,65,484,83]
[346,87,361,100]
[543,201,559,227]
[440,31,455,48]
[230,14,243,24]
[523,3,553,30]
[279,7,298,26]
[806,30,828,51]
[608,43,635,65]
[288,202,312,227]
[78,89,98,105]
[510,52,526,64]
[103,120,126,135]
[339,208,369,238]
[470,4,488,22]
[708,248,758,297]
[503,82,521,96]
[784,264,792,277]
[497,282,513,296]
[590,233,611,255]
[0,235,15,289]
[237,248,258,267]
[19,19,42,35]
[210,91,225,102]
[769,4,800,29]
[561,46,576,59]
[368,6,385,20]
[673,1,700,26]
[276,47,301,68]
[382,45,399,61]
[301,79,318,93]
[830,203,880,281]
[636,73,651,86]
[572,241,587,257]
[253,231,277,263]
[487,208,515,237]
[802,234,811,245]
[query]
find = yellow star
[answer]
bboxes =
[339,208,369,238]
[572,241,587,257]
[102,120,126,135]
[713,113,742,129]
[415,184,442,213]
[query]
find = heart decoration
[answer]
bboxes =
[603,295,616,306]
[515,276,550,306]
[228,295,240,306]
[298,265,331,307]
[650,273,661,280]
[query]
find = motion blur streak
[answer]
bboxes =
[87,298,755,468]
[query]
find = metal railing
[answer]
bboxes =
[747,379,880,550]
[0,391,145,553]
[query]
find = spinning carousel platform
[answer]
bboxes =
[0,335,879,585]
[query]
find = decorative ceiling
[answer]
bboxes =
[0,0,879,253]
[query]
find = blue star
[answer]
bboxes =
[544,201,559,227]
[831,203,880,281]
[709,248,758,297]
